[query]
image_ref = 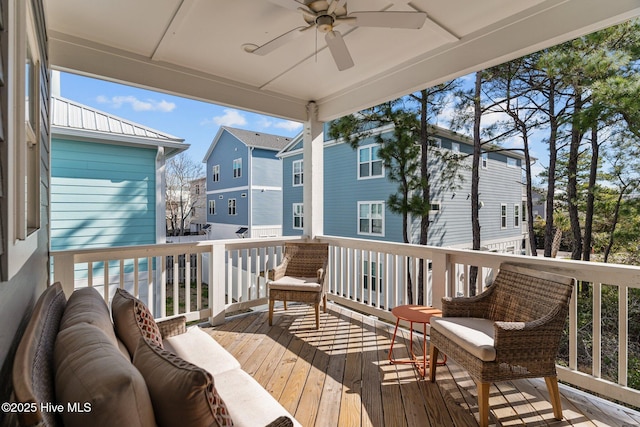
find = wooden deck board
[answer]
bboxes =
[204,303,640,427]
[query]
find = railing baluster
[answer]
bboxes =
[619,285,628,387]
[119,259,125,289]
[134,258,139,298]
[593,281,602,378]
[185,253,191,314]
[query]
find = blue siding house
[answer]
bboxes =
[50,97,188,251]
[203,127,291,239]
[279,125,527,253]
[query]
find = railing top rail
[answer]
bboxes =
[318,235,640,288]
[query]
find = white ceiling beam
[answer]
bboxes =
[49,31,309,122]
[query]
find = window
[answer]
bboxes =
[233,158,242,178]
[481,152,488,169]
[451,142,460,153]
[292,160,303,186]
[17,6,41,240]
[514,203,520,227]
[358,201,384,236]
[292,203,303,229]
[501,204,507,229]
[228,198,236,215]
[522,202,527,221]
[5,0,42,279]
[431,138,442,148]
[194,184,200,195]
[363,260,383,292]
[209,200,216,215]
[507,157,518,168]
[212,164,220,182]
[429,202,441,217]
[358,145,383,179]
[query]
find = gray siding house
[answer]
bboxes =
[203,127,291,239]
[279,125,527,253]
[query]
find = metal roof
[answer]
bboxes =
[51,96,184,143]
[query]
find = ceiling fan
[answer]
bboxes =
[243,0,427,71]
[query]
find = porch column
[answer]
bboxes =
[303,101,324,238]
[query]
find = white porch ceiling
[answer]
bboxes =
[43,0,640,122]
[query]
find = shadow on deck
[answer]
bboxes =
[202,303,640,427]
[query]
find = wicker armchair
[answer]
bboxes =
[428,263,574,427]
[268,242,329,329]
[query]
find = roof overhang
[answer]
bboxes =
[45,0,640,123]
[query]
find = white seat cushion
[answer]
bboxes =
[162,326,241,376]
[214,368,302,427]
[268,276,322,292]
[430,317,496,362]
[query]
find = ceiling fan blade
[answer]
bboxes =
[245,26,309,56]
[348,11,427,29]
[325,30,354,71]
[327,0,347,15]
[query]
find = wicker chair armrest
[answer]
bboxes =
[272,258,289,281]
[493,304,567,354]
[441,286,495,317]
[157,316,187,338]
[317,268,325,283]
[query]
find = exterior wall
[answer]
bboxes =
[189,177,207,233]
[205,130,284,238]
[323,138,402,242]
[0,0,52,417]
[282,152,304,236]
[251,148,282,187]
[282,127,526,250]
[50,138,157,250]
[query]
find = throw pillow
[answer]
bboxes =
[112,288,163,356]
[133,337,234,427]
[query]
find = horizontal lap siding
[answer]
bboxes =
[282,153,303,236]
[50,138,156,250]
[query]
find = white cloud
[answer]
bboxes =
[97,95,176,112]
[211,109,247,127]
[274,120,303,132]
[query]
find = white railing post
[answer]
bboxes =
[210,242,226,325]
[431,251,449,309]
[53,253,75,297]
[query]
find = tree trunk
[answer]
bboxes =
[417,90,429,305]
[567,89,584,261]
[544,81,558,257]
[582,126,598,262]
[603,187,625,263]
[522,134,537,256]
[469,72,483,295]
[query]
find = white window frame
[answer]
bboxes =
[429,202,441,217]
[228,198,237,215]
[357,144,384,180]
[514,203,520,227]
[212,164,220,182]
[232,158,242,178]
[292,203,303,230]
[481,152,488,169]
[209,200,216,215]
[507,157,518,168]
[292,159,303,187]
[357,201,385,236]
[501,204,508,229]
[6,0,41,279]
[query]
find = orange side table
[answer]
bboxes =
[388,304,447,377]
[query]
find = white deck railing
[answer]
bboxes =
[51,235,640,407]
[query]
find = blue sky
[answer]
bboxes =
[57,72,304,166]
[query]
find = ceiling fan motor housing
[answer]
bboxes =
[316,15,334,33]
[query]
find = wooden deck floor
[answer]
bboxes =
[202,303,640,427]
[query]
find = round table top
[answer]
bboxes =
[391,304,442,323]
